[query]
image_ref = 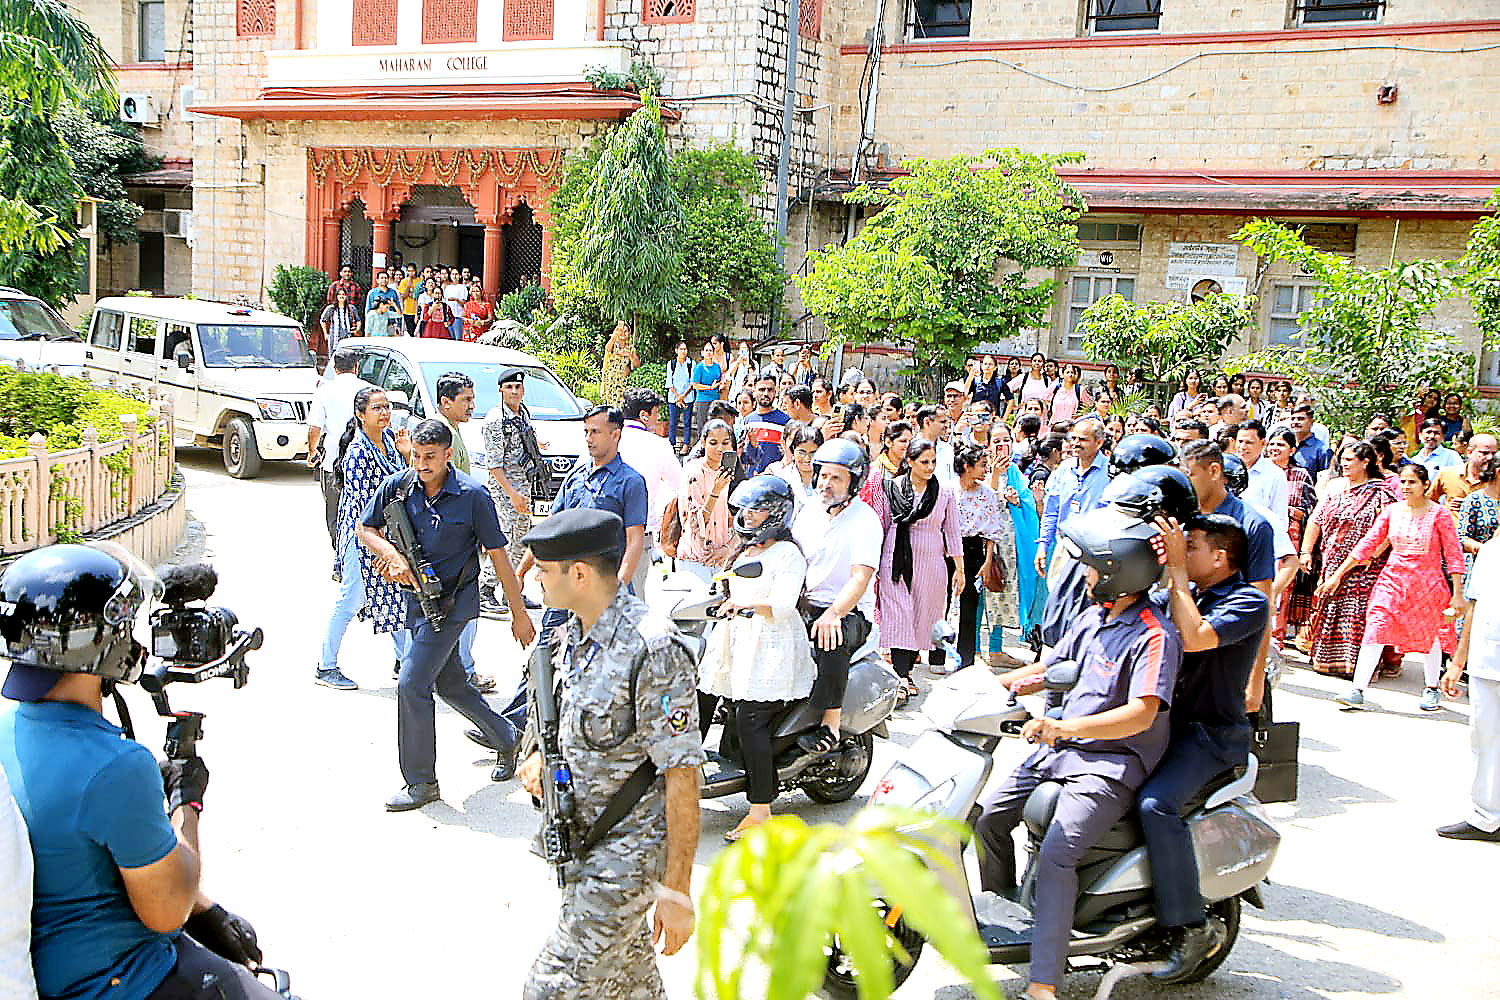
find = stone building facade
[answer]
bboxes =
[80,1,1500,384]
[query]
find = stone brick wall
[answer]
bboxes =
[828,22,1498,171]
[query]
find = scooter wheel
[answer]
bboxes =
[803,732,874,804]
[822,902,923,999]
[1172,895,1241,985]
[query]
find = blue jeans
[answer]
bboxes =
[323,541,410,672]
[459,620,476,677]
[667,402,692,450]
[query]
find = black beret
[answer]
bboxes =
[496,366,526,386]
[522,508,624,562]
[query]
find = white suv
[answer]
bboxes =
[0,286,89,376]
[331,337,588,512]
[84,297,320,478]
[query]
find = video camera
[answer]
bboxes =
[136,563,264,761]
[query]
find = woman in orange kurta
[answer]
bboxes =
[1319,461,1464,712]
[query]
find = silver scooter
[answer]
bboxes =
[668,563,903,804]
[824,630,1280,997]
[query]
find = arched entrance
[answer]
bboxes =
[307,147,563,296]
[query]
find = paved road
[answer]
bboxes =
[155,451,1499,999]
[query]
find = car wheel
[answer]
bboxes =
[222,416,262,479]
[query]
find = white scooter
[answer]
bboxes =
[823,628,1280,997]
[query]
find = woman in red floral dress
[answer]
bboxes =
[1319,462,1464,712]
[461,278,493,342]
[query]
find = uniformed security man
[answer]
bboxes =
[357,418,536,811]
[479,365,547,614]
[517,509,703,1000]
[1142,514,1269,982]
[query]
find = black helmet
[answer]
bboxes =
[810,438,869,507]
[1109,433,1177,478]
[0,543,157,701]
[1059,509,1164,606]
[1221,453,1249,496]
[1102,465,1198,524]
[728,475,796,546]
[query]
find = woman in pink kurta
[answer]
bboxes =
[878,439,963,699]
[1320,462,1464,712]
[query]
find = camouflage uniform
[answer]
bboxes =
[480,402,539,594]
[523,590,705,1000]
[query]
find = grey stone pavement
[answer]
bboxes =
[146,452,1499,999]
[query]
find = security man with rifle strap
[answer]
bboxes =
[517,509,703,1000]
[359,419,535,812]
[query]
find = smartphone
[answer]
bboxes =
[831,403,845,424]
[721,452,739,478]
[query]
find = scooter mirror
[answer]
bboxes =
[1043,659,1081,692]
[733,561,763,579]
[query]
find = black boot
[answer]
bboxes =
[1152,922,1226,984]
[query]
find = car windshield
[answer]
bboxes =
[198,325,315,368]
[418,361,585,420]
[0,298,78,342]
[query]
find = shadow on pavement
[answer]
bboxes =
[1284,761,1394,820]
[1254,882,1444,942]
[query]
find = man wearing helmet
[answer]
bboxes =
[791,438,881,752]
[0,545,280,1000]
[973,509,1183,1000]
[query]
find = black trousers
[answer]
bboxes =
[146,935,283,999]
[957,535,987,669]
[319,467,340,547]
[803,604,871,710]
[699,693,790,805]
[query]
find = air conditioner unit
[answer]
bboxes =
[119,93,158,125]
[179,85,201,122]
[164,209,193,239]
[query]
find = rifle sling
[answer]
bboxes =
[578,758,658,855]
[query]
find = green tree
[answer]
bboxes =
[696,807,999,1000]
[56,99,161,251]
[268,265,332,332]
[1227,219,1469,432]
[0,115,85,306]
[572,96,685,345]
[1460,193,1500,345]
[795,149,1084,382]
[1077,293,1256,405]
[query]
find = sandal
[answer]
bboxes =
[723,817,767,843]
[797,725,840,754]
[904,678,921,698]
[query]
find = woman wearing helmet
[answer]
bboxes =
[698,476,814,840]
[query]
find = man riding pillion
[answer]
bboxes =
[0,544,280,1000]
[789,438,882,754]
[1143,514,1270,982]
[516,509,703,1000]
[972,510,1183,1000]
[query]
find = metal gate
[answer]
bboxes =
[339,198,373,284]
[502,204,543,294]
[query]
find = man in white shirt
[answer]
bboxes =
[1236,420,1290,540]
[0,767,38,1000]
[306,346,375,546]
[619,388,683,599]
[792,438,881,753]
[916,404,956,486]
[1440,538,1500,841]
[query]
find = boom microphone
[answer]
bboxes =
[158,563,219,606]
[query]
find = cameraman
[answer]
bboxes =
[0,544,277,1000]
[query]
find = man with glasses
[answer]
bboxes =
[1036,417,1110,578]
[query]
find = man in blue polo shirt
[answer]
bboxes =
[358,419,535,810]
[976,510,1182,1000]
[1036,416,1111,576]
[498,405,648,734]
[739,370,791,476]
[1142,514,1270,982]
[1179,440,1276,716]
[1288,403,1332,477]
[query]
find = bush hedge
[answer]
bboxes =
[0,371,153,458]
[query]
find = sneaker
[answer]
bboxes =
[1419,686,1443,712]
[929,660,955,676]
[479,591,509,616]
[384,782,440,812]
[315,668,358,690]
[1336,688,1367,710]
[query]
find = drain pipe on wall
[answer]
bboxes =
[770,0,802,341]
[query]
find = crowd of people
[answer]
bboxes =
[317,262,502,352]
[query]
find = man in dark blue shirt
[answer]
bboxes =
[360,419,535,810]
[1142,514,1270,982]
[739,370,791,476]
[1289,403,1332,477]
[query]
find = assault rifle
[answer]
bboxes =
[382,481,448,629]
[529,639,577,886]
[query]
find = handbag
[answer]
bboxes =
[982,552,1008,593]
[1251,721,1299,804]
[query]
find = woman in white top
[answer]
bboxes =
[767,420,823,521]
[698,475,815,840]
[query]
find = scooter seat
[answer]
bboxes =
[1181,767,1245,815]
[1021,781,1142,853]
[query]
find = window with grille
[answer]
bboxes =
[423,0,477,43]
[1087,0,1161,32]
[643,0,695,25]
[237,0,276,37]
[503,205,544,296]
[800,0,823,39]
[505,0,554,40]
[353,0,398,45]
[1268,281,1320,347]
[1066,274,1135,355]
[1077,221,1142,247]
[909,0,970,39]
[138,0,165,61]
[1295,0,1382,24]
